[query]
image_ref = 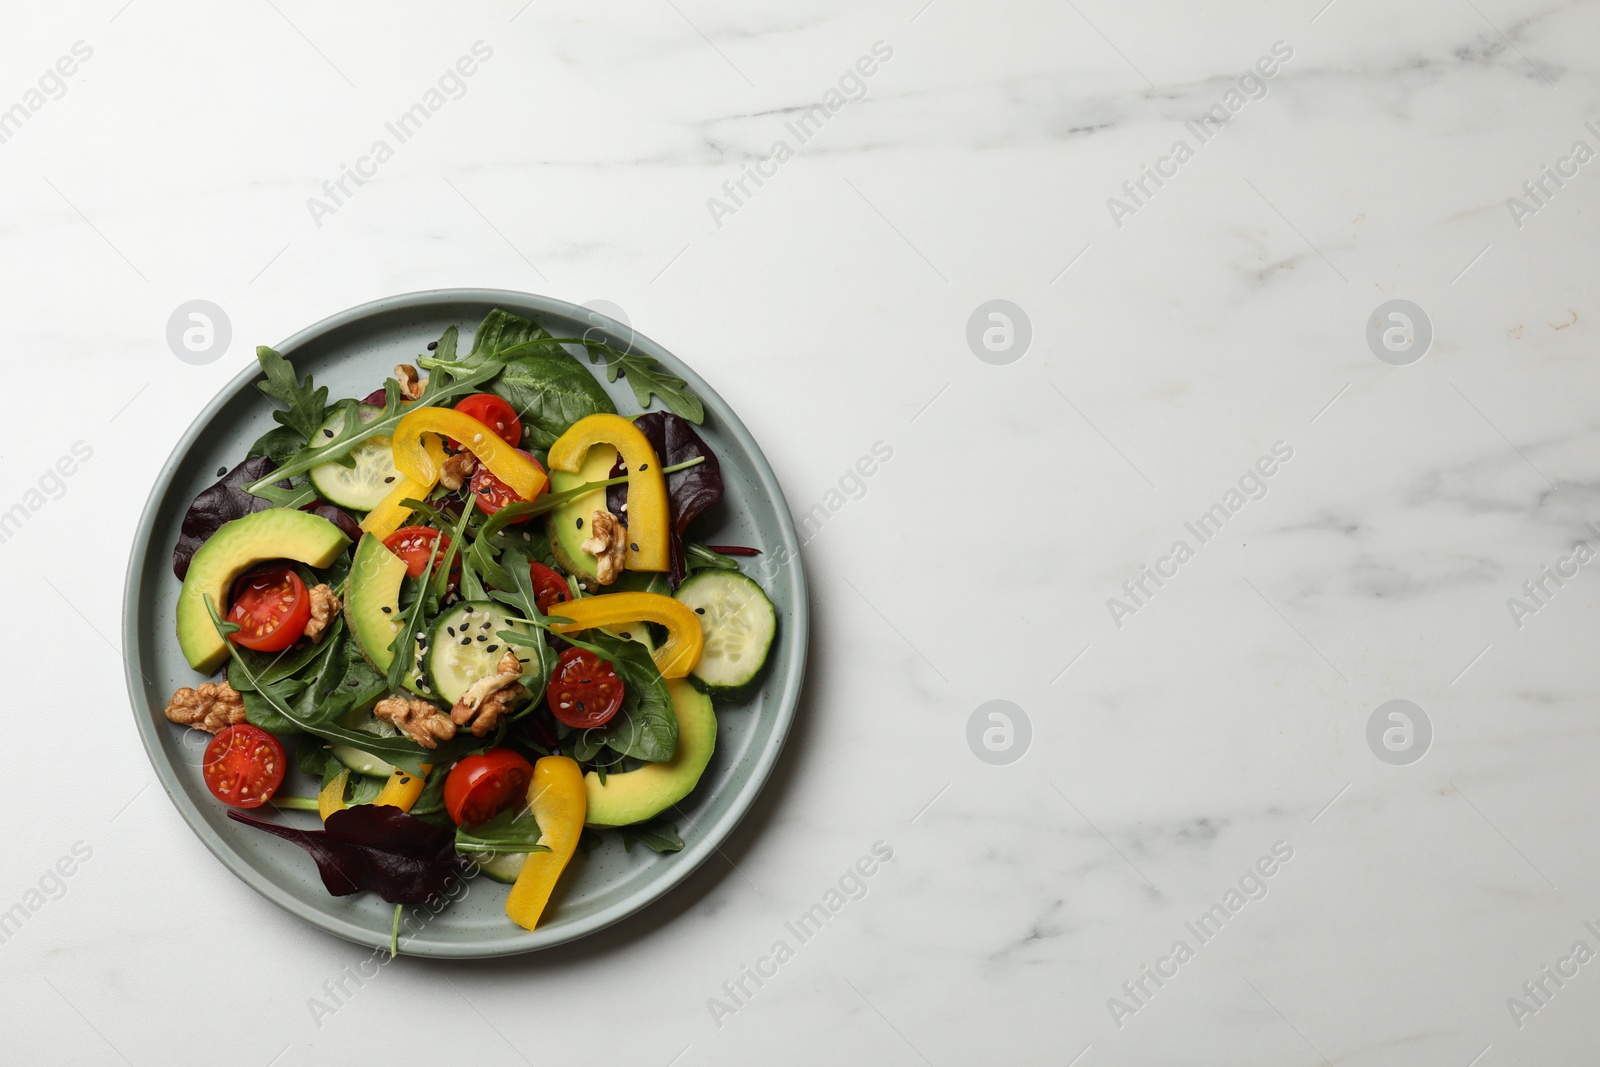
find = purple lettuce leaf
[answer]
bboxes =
[173,456,290,580]
[228,805,467,905]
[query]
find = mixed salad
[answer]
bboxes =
[162,308,777,945]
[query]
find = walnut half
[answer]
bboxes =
[451,651,527,737]
[393,364,427,401]
[304,584,341,642]
[165,680,247,734]
[580,509,629,585]
[374,696,456,749]
[439,451,477,491]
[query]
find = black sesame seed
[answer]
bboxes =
[695,607,705,614]
[323,429,334,438]
[384,476,396,484]
[630,543,639,552]
[620,631,631,639]
[347,678,359,686]
[427,341,438,350]
[381,606,392,613]
[638,463,647,471]
[216,466,227,476]
[576,517,584,528]
[399,777,411,785]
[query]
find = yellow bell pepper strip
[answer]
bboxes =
[391,407,547,502]
[371,765,431,811]
[317,769,349,821]
[547,414,669,572]
[546,591,704,679]
[505,756,586,931]
[360,434,446,539]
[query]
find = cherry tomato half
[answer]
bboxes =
[227,563,310,652]
[203,724,286,809]
[530,561,572,616]
[469,448,545,520]
[451,394,522,449]
[382,526,459,587]
[547,647,625,729]
[444,748,535,827]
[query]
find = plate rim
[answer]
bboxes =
[121,287,808,958]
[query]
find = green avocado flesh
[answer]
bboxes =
[176,508,350,673]
[584,679,715,828]
[345,532,408,674]
[545,443,617,587]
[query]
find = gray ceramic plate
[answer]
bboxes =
[122,289,807,958]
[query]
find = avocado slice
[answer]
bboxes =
[545,442,617,588]
[344,530,407,674]
[176,508,350,673]
[585,679,715,828]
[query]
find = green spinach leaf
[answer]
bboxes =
[490,346,616,451]
[467,308,550,364]
[454,806,553,856]
[247,425,306,465]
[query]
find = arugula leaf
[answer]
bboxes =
[685,543,742,573]
[228,616,344,692]
[245,479,318,510]
[207,596,463,774]
[245,349,503,493]
[458,541,491,602]
[386,549,439,691]
[431,496,476,603]
[618,821,685,854]
[255,346,329,441]
[589,348,705,425]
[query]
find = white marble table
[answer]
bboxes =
[3,1,1599,1063]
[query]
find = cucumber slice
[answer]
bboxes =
[330,744,398,779]
[675,571,776,692]
[425,602,531,705]
[308,405,400,510]
[461,851,528,884]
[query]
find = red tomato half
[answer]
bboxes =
[203,725,286,808]
[227,564,310,652]
[382,526,459,587]
[452,394,522,448]
[530,561,572,616]
[444,749,535,827]
[547,647,624,729]
[469,449,545,520]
